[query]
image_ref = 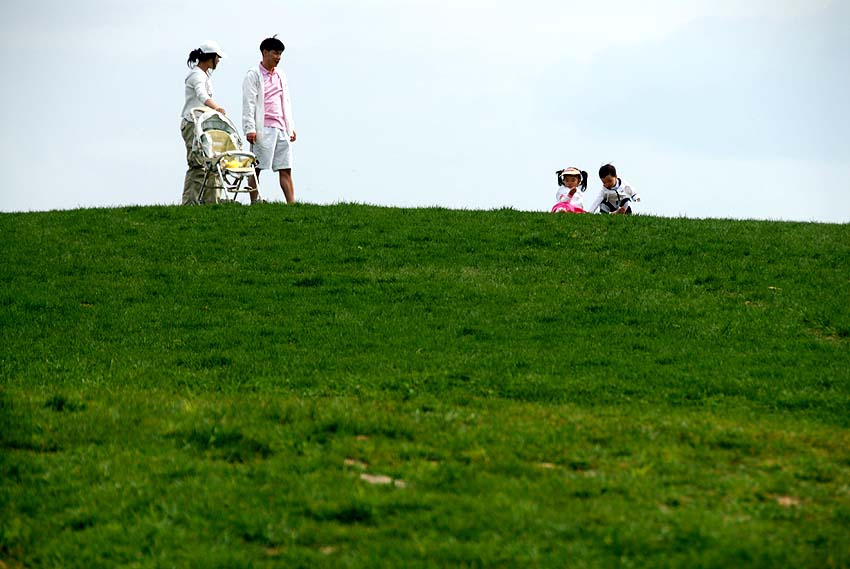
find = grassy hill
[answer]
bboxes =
[1,204,849,568]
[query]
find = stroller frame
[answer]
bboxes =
[190,107,258,204]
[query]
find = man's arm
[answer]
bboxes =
[281,72,295,141]
[242,70,259,141]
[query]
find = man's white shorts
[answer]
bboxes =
[251,126,293,171]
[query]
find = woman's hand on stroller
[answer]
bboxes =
[206,101,225,115]
[246,132,257,144]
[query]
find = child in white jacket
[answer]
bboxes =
[554,167,588,209]
[587,163,641,214]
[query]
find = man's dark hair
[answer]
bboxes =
[260,35,285,52]
[599,163,617,179]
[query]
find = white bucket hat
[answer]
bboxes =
[199,40,227,58]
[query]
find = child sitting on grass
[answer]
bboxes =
[587,163,641,214]
[551,167,588,213]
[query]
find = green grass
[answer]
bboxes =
[1,204,849,567]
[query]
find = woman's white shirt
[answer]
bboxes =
[181,67,213,121]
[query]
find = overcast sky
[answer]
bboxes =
[1,0,848,222]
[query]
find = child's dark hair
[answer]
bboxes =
[186,48,217,68]
[260,35,286,52]
[599,163,617,179]
[556,168,589,191]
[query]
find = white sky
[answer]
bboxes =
[1,0,848,222]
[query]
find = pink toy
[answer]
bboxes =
[551,202,586,214]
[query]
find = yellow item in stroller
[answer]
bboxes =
[190,107,258,203]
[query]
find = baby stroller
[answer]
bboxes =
[190,107,258,204]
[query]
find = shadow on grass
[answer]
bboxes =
[165,426,273,463]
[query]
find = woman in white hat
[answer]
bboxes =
[180,40,227,205]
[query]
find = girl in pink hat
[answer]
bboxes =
[551,167,588,213]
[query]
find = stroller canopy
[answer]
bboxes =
[191,107,245,157]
